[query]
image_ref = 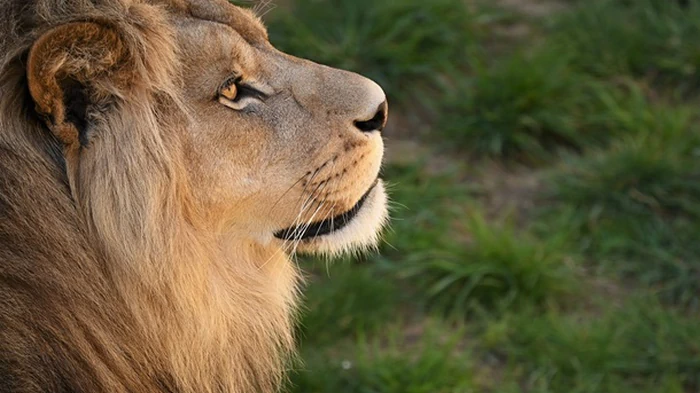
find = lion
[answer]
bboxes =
[0,0,389,392]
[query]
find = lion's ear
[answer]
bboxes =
[27,22,128,147]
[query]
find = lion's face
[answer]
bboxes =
[174,6,388,254]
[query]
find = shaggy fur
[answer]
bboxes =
[0,1,389,392]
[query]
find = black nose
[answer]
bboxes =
[354,101,388,133]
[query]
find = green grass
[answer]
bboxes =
[378,161,474,254]
[296,262,401,346]
[484,299,700,392]
[250,0,700,391]
[541,114,700,306]
[400,213,576,314]
[289,328,474,393]
[437,0,700,160]
[551,0,700,94]
[267,0,484,104]
[436,0,700,159]
[439,50,601,161]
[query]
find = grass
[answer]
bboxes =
[296,262,401,346]
[552,0,700,94]
[541,109,700,307]
[436,0,700,159]
[400,213,576,314]
[485,299,700,392]
[289,327,473,393]
[266,0,485,104]
[249,0,700,391]
[438,50,601,161]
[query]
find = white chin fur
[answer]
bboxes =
[295,180,389,257]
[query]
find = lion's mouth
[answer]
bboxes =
[274,181,378,241]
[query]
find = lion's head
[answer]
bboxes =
[0,0,388,392]
[26,0,389,256]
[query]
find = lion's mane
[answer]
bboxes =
[0,1,298,392]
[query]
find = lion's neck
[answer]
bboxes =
[105,226,300,393]
[64,106,303,392]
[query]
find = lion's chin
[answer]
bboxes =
[278,180,389,257]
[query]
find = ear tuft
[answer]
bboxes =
[27,22,128,147]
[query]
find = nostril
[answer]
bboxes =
[354,101,388,133]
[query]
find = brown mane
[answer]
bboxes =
[0,1,298,392]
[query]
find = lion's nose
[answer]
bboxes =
[354,100,388,133]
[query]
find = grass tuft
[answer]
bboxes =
[439,50,598,161]
[401,213,576,315]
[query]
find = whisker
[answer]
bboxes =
[278,177,329,255]
[268,173,309,216]
[291,201,326,255]
[278,182,322,255]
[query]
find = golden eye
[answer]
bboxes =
[218,76,269,111]
[220,79,238,101]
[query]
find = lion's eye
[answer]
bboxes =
[218,76,268,111]
[220,79,238,101]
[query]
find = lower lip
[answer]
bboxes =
[274,182,377,241]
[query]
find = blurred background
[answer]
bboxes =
[251,0,699,391]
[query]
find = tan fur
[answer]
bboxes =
[0,1,388,392]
